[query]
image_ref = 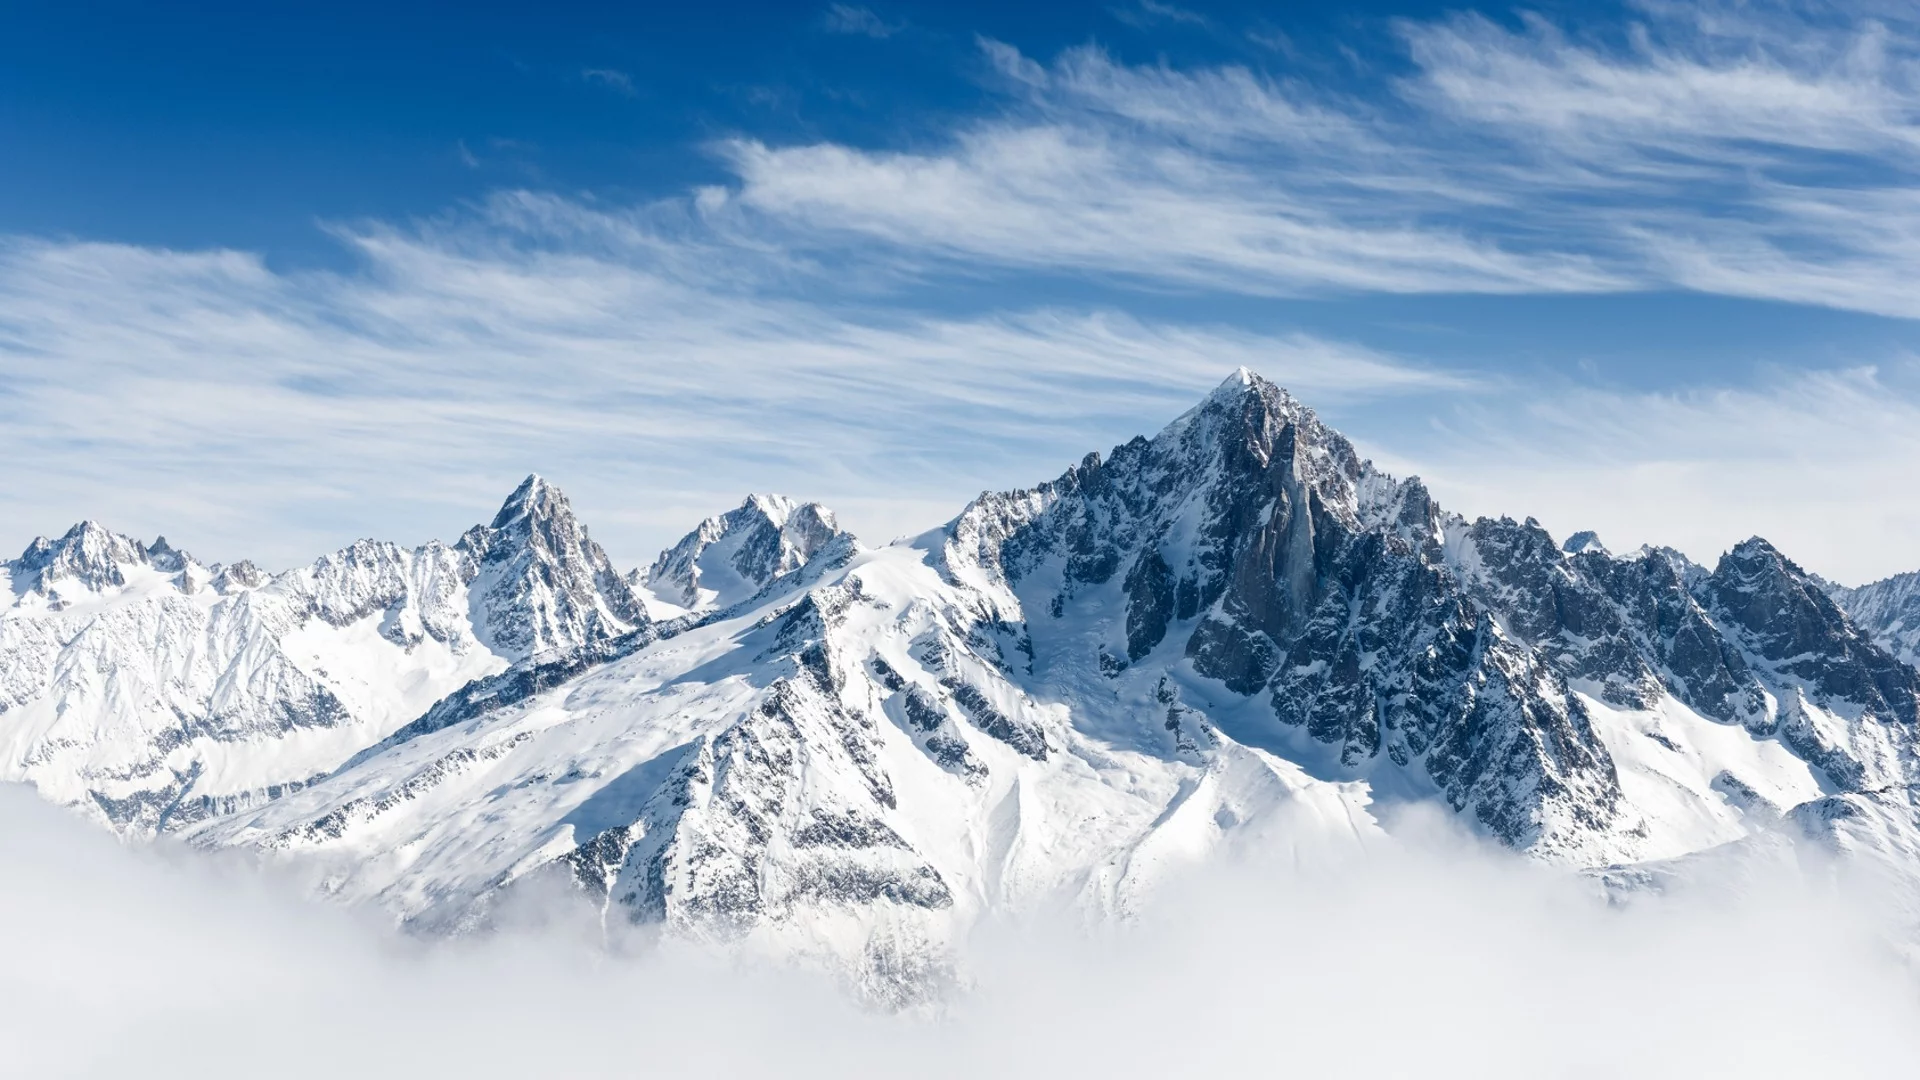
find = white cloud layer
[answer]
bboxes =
[9,203,1920,583]
[4,785,1917,1078]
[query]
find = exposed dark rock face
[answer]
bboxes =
[1459,525,1920,793]
[1124,549,1175,660]
[1707,540,1919,723]
[945,370,1918,852]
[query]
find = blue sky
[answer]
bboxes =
[5,0,1920,582]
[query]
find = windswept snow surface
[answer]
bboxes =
[9,371,1920,998]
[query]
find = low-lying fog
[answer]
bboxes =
[4,785,1914,1078]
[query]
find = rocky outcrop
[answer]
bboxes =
[1830,568,1920,668]
[459,475,650,659]
[640,493,847,612]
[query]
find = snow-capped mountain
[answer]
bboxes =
[0,475,642,833]
[460,474,652,656]
[1830,571,1920,667]
[6,370,1920,999]
[636,494,846,615]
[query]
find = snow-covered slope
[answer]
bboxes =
[0,476,644,833]
[9,371,1920,997]
[193,536,1377,1000]
[636,494,846,616]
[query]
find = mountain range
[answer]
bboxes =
[5,369,1918,1002]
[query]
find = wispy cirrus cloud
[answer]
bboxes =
[1111,0,1212,31]
[580,68,636,95]
[9,2,1920,584]
[0,200,1459,570]
[712,127,1621,296]
[1400,6,1920,162]
[1394,4,1920,317]
[689,5,1920,318]
[822,4,901,40]
[702,41,1626,298]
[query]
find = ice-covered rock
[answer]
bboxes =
[1830,569,1920,668]
[638,493,847,614]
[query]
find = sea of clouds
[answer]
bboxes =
[4,784,1916,1078]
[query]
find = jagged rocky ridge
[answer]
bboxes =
[6,371,1920,1001]
[0,476,645,832]
[1830,571,1920,668]
[636,493,846,614]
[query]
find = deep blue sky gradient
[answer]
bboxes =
[0,0,1616,258]
[9,1,1915,386]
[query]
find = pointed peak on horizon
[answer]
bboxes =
[643,493,851,611]
[1211,365,1259,395]
[1729,535,1783,558]
[508,472,553,498]
[733,493,843,534]
[490,473,571,529]
[1715,536,1812,585]
[9,519,150,594]
[20,520,138,560]
[1154,367,1310,447]
[740,492,798,519]
[1200,366,1296,408]
[1563,530,1609,556]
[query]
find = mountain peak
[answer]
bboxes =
[1715,536,1801,586]
[1214,364,1257,392]
[462,475,649,659]
[1729,535,1784,559]
[489,473,566,530]
[740,492,798,524]
[146,535,193,573]
[1196,366,1291,410]
[1152,368,1296,447]
[1564,530,1609,556]
[11,520,150,594]
[642,494,849,612]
